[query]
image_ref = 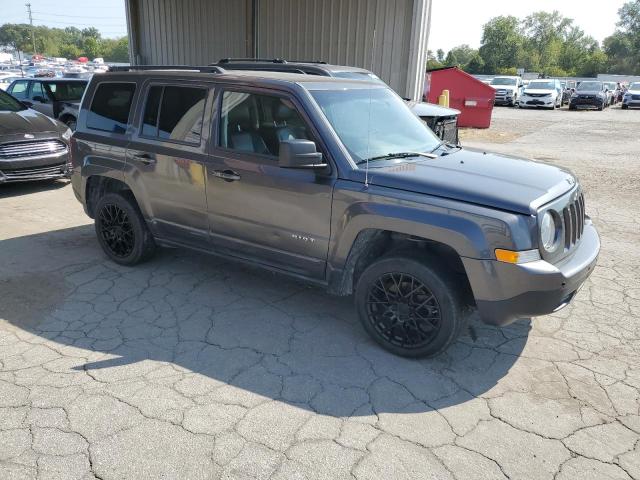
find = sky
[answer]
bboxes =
[0,0,628,50]
[430,0,628,53]
[1,0,127,38]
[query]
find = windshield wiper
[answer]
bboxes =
[356,151,437,165]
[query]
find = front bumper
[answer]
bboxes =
[570,98,604,109]
[0,153,71,183]
[519,96,554,107]
[462,220,600,326]
[494,95,515,105]
[623,98,640,108]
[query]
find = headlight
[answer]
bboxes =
[571,93,578,98]
[540,211,559,252]
[61,128,72,141]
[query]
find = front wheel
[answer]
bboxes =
[94,192,156,266]
[355,256,464,358]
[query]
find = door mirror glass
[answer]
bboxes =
[279,140,326,169]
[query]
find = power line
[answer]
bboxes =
[31,11,124,20]
[31,18,126,28]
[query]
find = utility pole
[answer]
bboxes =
[26,3,36,55]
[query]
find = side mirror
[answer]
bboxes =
[279,140,327,169]
[32,95,47,103]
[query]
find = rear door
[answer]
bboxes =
[27,82,54,117]
[125,81,212,248]
[205,88,335,279]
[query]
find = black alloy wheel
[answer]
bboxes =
[98,203,135,258]
[355,256,464,358]
[365,272,442,350]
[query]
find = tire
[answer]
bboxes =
[355,256,464,358]
[597,105,603,111]
[569,105,576,111]
[622,104,629,110]
[94,192,156,266]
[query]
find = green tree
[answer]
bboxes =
[478,16,526,74]
[444,44,477,68]
[603,0,640,74]
[436,49,445,63]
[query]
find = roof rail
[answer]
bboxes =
[217,58,287,64]
[109,65,226,74]
[214,58,328,65]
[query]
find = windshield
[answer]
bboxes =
[332,71,386,84]
[527,81,555,90]
[311,88,441,165]
[577,82,602,91]
[0,89,26,112]
[491,77,517,86]
[630,83,640,90]
[44,81,87,101]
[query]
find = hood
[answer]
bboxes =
[626,89,640,95]
[352,149,576,215]
[491,85,518,92]
[0,108,61,139]
[407,101,460,118]
[523,88,555,95]
[575,89,603,95]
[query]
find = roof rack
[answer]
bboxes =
[215,58,328,65]
[217,58,287,64]
[109,65,226,74]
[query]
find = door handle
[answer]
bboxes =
[210,169,241,182]
[132,152,156,165]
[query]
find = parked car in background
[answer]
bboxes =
[211,58,461,144]
[0,76,23,91]
[0,88,71,183]
[70,65,599,358]
[569,81,607,110]
[559,81,572,105]
[6,78,88,129]
[489,76,523,106]
[622,82,640,109]
[518,79,563,109]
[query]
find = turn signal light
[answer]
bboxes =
[495,249,541,264]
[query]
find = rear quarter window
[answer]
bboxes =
[86,82,136,134]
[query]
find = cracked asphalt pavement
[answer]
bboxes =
[1,105,639,479]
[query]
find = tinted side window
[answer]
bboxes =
[141,85,206,144]
[141,86,162,137]
[30,82,45,100]
[220,91,311,156]
[10,80,28,100]
[87,82,136,134]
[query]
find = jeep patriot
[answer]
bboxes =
[70,66,600,357]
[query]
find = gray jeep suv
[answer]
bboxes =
[70,66,600,357]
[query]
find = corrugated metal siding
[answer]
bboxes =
[256,0,414,93]
[130,0,250,65]
[127,0,428,97]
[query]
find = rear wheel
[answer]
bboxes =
[94,193,156,266]
[355,256,464,358]
[622,104,629,110]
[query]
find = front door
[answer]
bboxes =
[126,82,212,248]
[205,89,335,280]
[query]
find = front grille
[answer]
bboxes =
[579,95,595,100]
[434,118,459,145]
[528,93,548,98]
[633,95,640,100]
[0,140,67,159]
[0,163,68,181]
[562,192,585,249]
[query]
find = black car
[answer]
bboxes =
[70,66,599,358]
[6,78,88,129]
[210,58,460,145]
[0,89,71,183]
[569,81,607,111]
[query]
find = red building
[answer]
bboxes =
[425,67,496,128]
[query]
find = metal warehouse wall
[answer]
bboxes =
[126,0,250,65]
[256,0,414,94]
[125,0,431,99]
